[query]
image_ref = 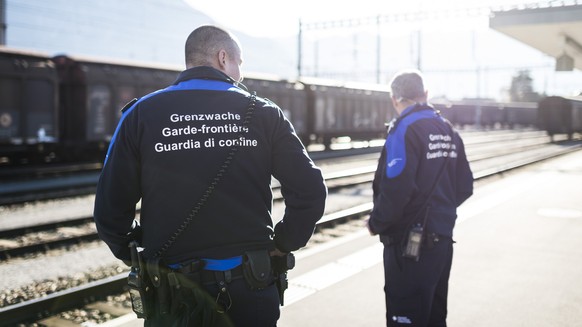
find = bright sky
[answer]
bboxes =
[181,0,580,98]
[184,0,534,37]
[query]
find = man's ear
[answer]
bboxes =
[218,49,227,68]
[391,96,399,111]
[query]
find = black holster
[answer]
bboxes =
[271,253,295,305]
[127,241,153,319]
[141,259,220,326]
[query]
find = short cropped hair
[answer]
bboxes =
[390,70,425,102]
[185,25,238,68]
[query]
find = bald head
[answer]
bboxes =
[185,25,241,68]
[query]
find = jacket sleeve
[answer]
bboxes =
[454,133,474,206]
[368,128,421,235]
[93,108,142,262]
[271,108,327,252]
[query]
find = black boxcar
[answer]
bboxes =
[433,100,484,128]
[0,47,59,165]
[52,54,181,161]
[433,99,537,129]
[538,95,582,139]
[243,73,309,144]
[502,101,538,128]
[301,77,394,147]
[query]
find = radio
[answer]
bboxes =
[128,241,152,318]
[402,224,424,261]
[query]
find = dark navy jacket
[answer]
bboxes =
[93,66,327,264]
[369,103,473,242]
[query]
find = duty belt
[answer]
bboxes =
[169,256,244,285]
[384,233,449,248]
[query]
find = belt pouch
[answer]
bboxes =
[242,250,272,290]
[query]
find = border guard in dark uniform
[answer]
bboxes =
[94,25,327,327]
[367,70,473,327]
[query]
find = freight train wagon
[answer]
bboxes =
[538,95,582,140]
[0,47,59,165]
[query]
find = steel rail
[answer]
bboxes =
[0,274,127,326]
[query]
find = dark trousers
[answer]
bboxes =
[145,278,280,327]
[383,239,454,327]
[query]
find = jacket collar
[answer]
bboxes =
[387,103,436,135]
[400,102,432,117]
[173,66,236,85]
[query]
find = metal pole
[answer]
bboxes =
[352,34,358,80]
[314,40,318,77]
[0,0,6,45]
[376,15,381,84]
[297,19,302,78]
[416,30,422,71]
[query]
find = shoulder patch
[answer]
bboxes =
[385,128,407,178]
[121,98,138,113]
[384,109,434,178]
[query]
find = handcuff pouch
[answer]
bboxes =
[242,250,272,290]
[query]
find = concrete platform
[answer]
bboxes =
[104,149,582,327]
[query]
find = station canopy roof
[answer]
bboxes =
[489,2,582,71]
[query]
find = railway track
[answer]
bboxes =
[0,168,375,262]
[0,131,579,263]
[0,129,564,205]
[0,146,381,206]
[3,131,577,262]
[0,217,97,260]
[0,131,581,326]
